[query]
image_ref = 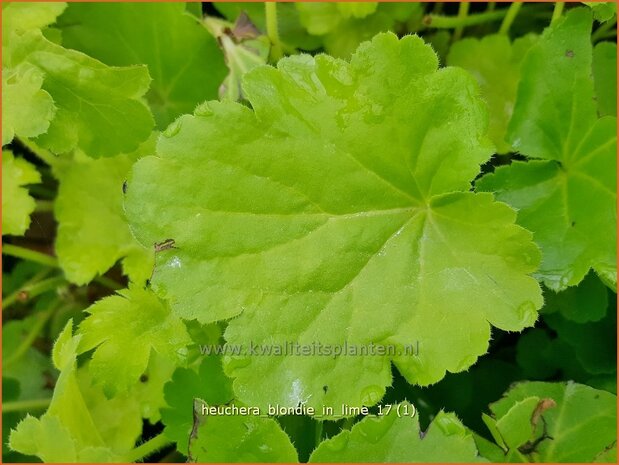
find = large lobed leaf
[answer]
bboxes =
[477,8,617,291]
[126,33,543,415]
[2,2,153,156]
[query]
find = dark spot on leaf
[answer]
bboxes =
[595,394,600,399]
[140,374,148,383]
[571,221,576,227]
[122,180,128,194]
[323,385,328,393]
[565,49,574,58]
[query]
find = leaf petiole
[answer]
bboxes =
[424,9,507,29]
[265,2,283,62]
[3,243,58,267]
[499,2,523,35]
[2,397,51,413]
[123,432,172,463]
[551,2,565,25]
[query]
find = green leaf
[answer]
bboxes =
[584,2,617,22]
[486,381,617,462]
[3,316,55,400]
[189,401,298,462]
[2,150,41,236]
[58,2,227,128]
[77,286,191,396]
[479,8,617,291]
[53,136,156,285]
[9,321,139,462]
[162,356,234,454]
[296,3,422,58]
[3,4,154,157]
[542,272,609,323]
[310,406,484,462]
[126,33,542,415]
[593,42,617,117]
[545,307,616,375]
[447,34,537,154]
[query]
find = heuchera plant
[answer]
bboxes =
[2,2,616,463]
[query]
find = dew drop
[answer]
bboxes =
[224,356,251,374]
[360,385,384,406]
[195,102,214,117]
[325,433,349,452]
[434,413,465,436]
[357,414,396,443]
[163,119,182,138]
[516,300,537,327]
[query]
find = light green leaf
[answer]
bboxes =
[487,381,617,462]
[189,401,298,463]
[2,2,66,39]
[58,2,227,128]
[481,8,617,291]
[447,34,537,154]
[9,321,138,462]
[297,3,422,58]
[2,150,41,236]
[162,356,234,454]
[3,6,154,157]
[593,42,617,117]
[126,33,542,414]
[77,286,191,396]
[203,17,270,102]
[310,407,484,462]
[495,396,541,449]
[2,62,55,145]
[53,136,156,285]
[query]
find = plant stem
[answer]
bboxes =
[551,2,565,25]
[123,432,171,463]
[592,18,617,42]
[453,2,470,42]
[4,303,58,367]
[265,2,283,62]
[2,275,66,310]
[424,9,507,29]
[18,138,58,167]
[35,200,54,213]
[314,420,324,446]
[499,2,523,35]
[2,398,51,413]
[3,244,58,267]
[94,275,123,291]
